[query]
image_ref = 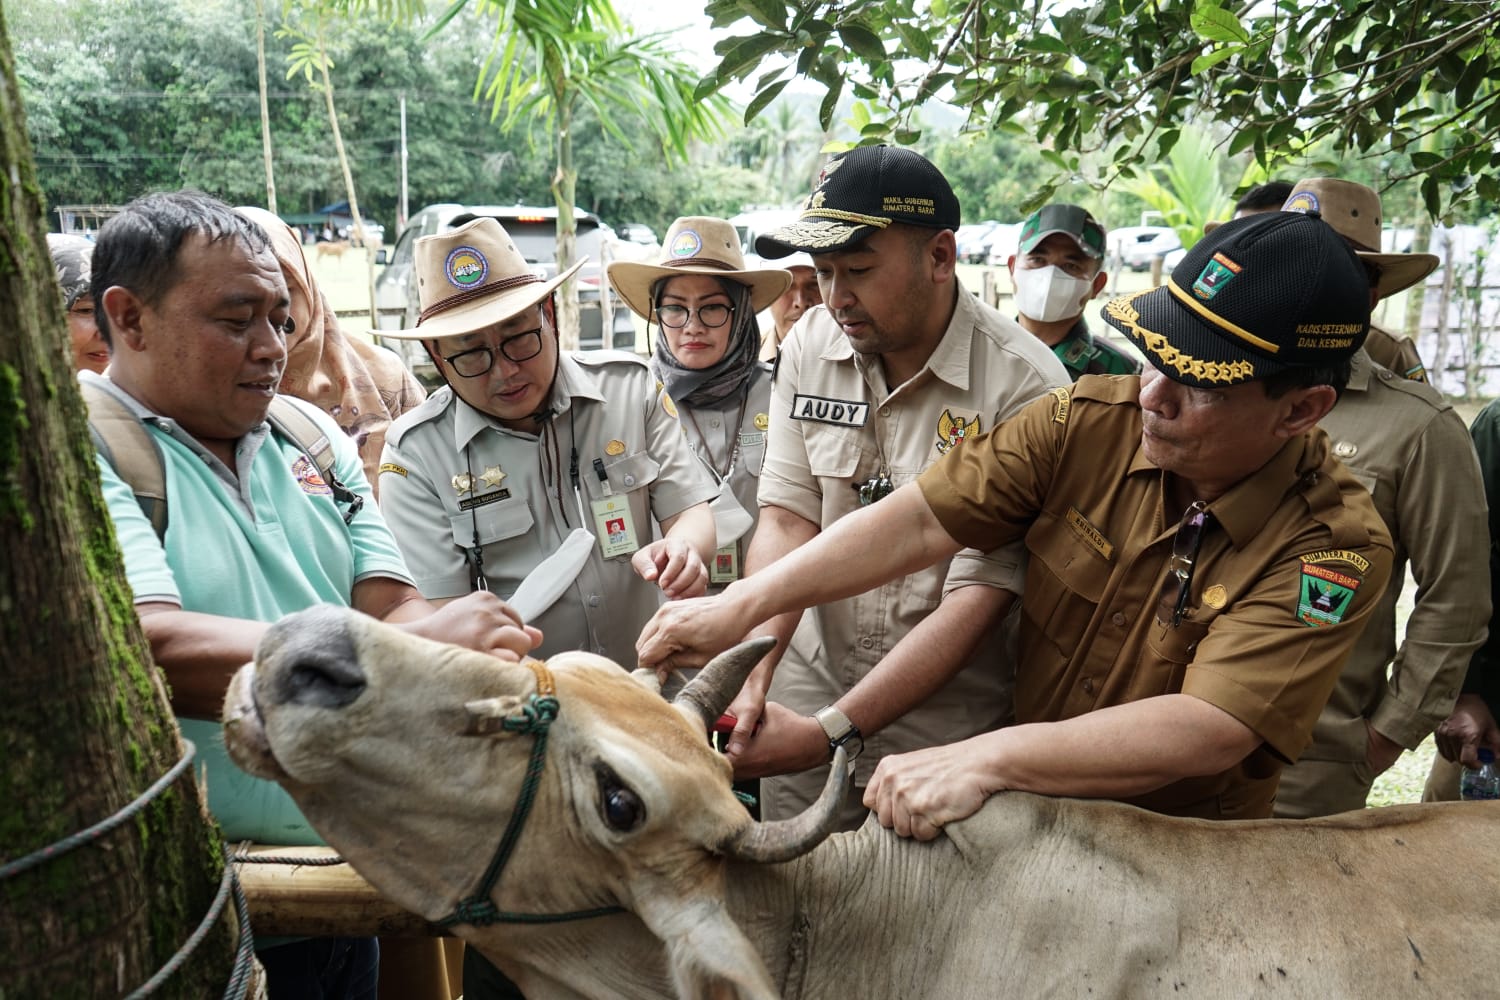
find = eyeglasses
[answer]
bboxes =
[655,303,733,329]
[443,328,545,378]
[1155,501,1211,628]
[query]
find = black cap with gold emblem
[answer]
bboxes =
[1102,211,1371,388]
[755,145,961,258]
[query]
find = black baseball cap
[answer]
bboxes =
[1102,211,1370,387]
[755,146,961,259]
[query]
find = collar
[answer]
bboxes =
[813,281,978,392]
[1342,348,1373,394]
[1123,403,1323,547]
[452,352,607,450]
[1052,317,1098,365]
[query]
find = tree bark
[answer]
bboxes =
[256,0,278,215]
[552,99,581,354]
[0,7,237,997]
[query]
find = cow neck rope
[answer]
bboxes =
[439,658,624,927]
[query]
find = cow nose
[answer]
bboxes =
[261,605,367,710]
[280,652,366,710]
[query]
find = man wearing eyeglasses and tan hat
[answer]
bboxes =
[1269,178,1488,818]
[376,217,719,669]
[640,208,1393,837]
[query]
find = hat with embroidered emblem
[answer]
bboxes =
[754,145,961,258]
[1102,211,1370,387]
[379,216,585,340]
[1280,178,1439,299]
[607,216,791,319]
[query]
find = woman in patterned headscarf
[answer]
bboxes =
[47,234,110,374]
[235,206,425,494]
[607,216,790,588]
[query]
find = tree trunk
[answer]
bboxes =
[315,12,378,328]
[256,0,277,215]
[552,102,581,353]
[0,9,238,997]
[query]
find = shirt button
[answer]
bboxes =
[587,594,600,607]
[879,406,891,418]
[623,474,636,487]
[1083,677,1095,694]
[860,636,874,649]
[711,418,721,428]
[1111,612,1127,627]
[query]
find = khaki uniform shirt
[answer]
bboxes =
[1363,324,1428,383]
[378,350,717,667]
[1282,351,1487,773]
[918,376,1394,820]
[670,363,774,588]
[761,285,1069,783]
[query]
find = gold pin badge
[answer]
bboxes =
[480,465,507,488]
[662,395,679,419]
[451,472,476,496]
[605,439,625,456]
[1333,441,1358,459]
[754,412,769,431]
[1203,584,1228,609]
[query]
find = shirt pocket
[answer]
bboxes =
[593,452,660,498]
[448,497,535,551]
[1022,512,1110,663]
[803,424,863,480]
[738,429,767,479]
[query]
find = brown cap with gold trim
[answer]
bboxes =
[1102,211,1370,387]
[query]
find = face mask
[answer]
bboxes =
[1012,264,1093,323]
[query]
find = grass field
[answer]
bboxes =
[306,253,1453,809]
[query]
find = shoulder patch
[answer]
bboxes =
[379,462,408,478]
[1295,550,1368,627]
[1049,386,1071,425]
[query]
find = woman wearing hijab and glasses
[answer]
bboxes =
[609,217,792,590]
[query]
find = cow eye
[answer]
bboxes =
[596,766,645,832]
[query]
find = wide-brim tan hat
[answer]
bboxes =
[1281,178,1439,298]
[607,216,791,320]
[379,216,585,340]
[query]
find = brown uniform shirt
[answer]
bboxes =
[917,376,1394,820]
[1363,324,1427,383]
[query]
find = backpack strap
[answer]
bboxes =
[267,397,364,525]
[81,379,170,540]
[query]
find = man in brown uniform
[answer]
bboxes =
[640,210,1393,836]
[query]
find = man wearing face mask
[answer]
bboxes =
[1008,204,1141,381]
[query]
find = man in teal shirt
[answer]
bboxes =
[87,191,537,1000]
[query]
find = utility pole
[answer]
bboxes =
[256,0,277,214]
[398,91,408,233]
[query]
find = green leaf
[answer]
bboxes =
[893,128,921,144]
[818,78,844,131]
[1190,46,1239,74]
[1228,127,1258,156]
[1040,148,1069,171]
[742,0,789,31]
[893,22,932,60]
[1026,33,1069,55]
[1190,5,1250,44]
[838,24,887,63]
[743,79,789,123]
[1409,151,1442,170]
[715,33,787,81]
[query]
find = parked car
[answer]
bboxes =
[983,223,1023,266]
[616,222,658,246]
[1108,226,1183,271]
[955,221,1001,264]
[730,207,801,267]
[373,204,637,380]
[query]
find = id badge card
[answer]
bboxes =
[710,541,740,584]
[591,495,640,558]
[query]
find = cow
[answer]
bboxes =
[315,239,351,260]
[224,606,1500,1000]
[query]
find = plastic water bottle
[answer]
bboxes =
[1460,748,1500,801]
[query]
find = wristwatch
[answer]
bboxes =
[813,705,864,761]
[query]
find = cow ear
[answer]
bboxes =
[462,696,530,737]
[633,896,779,1000]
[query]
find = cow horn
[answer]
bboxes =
[719,745,850,863]
[670,636,777,731]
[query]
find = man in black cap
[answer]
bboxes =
[640,209,1393,835]
[669,144,1066,829]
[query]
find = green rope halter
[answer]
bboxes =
[438,659,624,928]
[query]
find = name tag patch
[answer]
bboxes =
[459,489,511,512]
[790,393,869,427]
[1065,507,1114,561]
